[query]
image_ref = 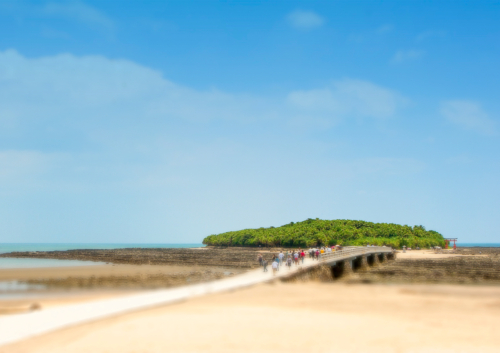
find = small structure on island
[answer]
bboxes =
[444,238,457,250]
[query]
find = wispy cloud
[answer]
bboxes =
[136,18,178,33]
[0,0,114,33]
[377,24,394,34]
[287,10,324,30]
[416,30,446,42]
[41,26,71,39]
[0,50,406,134]
[391,49,425,63]
[440,100,497,135]
[349,24,393,43]
[287,79,407,124]
[42,1,114,30]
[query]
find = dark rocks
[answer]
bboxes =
[23,270,234,290]
[0,247,275,269]
[357,250,500,284]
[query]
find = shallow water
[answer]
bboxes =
[0,280,45,291]
[0,280,47,300]
[0,243,204,254]
[0,258,105,269]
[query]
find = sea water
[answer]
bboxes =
[457,243,500,247]
[0,243,204,254]
[0,258,106,269]
[0,243,205,298]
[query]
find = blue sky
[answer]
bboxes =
[0,0,499,243]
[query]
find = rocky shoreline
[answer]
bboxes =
[0,247,268,290]
[23,269,239,290]
[0,247,275,268]
[2,247,500,289]
[354,247,500,285]
[288,247,500,285]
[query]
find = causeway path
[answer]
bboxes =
[0,246,392,347]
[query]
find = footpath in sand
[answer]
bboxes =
[0,255,330,347]
[2,281,500,353]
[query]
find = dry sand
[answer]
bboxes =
[2,281,500,353]
[396,249,483,260]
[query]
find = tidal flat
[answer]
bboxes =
[0,248,499,352]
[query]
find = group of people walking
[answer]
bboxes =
[257,245,344,275]
[257,249,305,274]
[308,246,336,260]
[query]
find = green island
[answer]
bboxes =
[203,218,446,249]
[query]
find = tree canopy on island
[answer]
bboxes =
[202,218,445,249]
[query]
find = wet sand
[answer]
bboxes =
[0,263,239,282]
[0,264,244,314]
[2,281,500,353]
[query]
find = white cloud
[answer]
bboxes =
[391,49,425,63]
[0,48,410,198]
[0,49,270,135]
[0,49,409,193]
[0,50,405,138]
[440,100,497,135]
[287,10,324,30]
[287,79,406,122]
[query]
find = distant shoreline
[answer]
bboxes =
[0,243,205,254]
[457,243,500,247]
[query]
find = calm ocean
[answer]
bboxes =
[458,243,500,247]
[0,243,204,254]
[0,243,204,269]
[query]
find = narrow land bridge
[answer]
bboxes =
[0,246,395,347]
[297,246,396,279]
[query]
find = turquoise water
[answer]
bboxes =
[0,243,204,254]
[0,280,45,291]
[0,258,106,269]
[0,243,204,269]
[458,243,500,247]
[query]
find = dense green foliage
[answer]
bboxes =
[203,219,445,249]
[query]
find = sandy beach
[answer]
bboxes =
[2,281,500,353]
[1,249,499,352]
